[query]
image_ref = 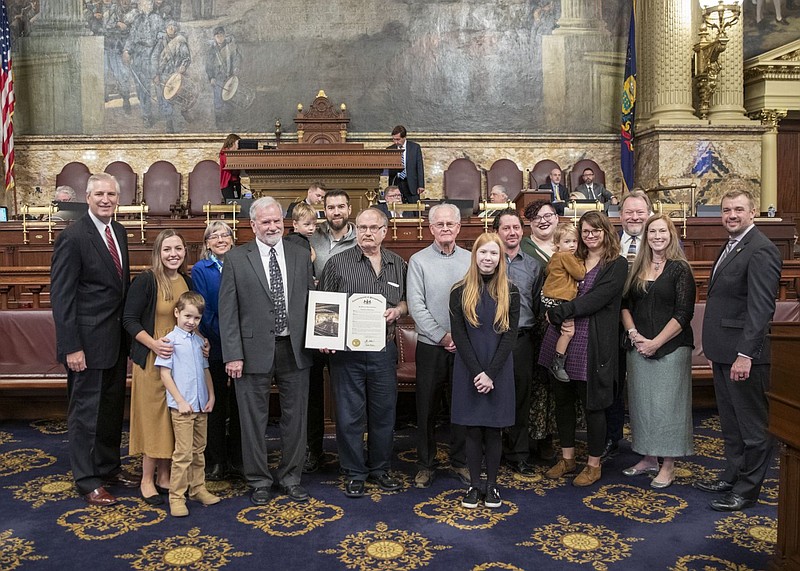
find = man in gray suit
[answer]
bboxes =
[695,190,781,511]
[573,167,617,211]
[220,196,315,505]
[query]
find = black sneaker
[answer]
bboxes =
[462,486,482,509]
[484,484,502,508]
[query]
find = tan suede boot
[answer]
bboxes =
[170,500,189,517]
[572,465,602,487]
[189,488,221,506]
[545,457,577,479]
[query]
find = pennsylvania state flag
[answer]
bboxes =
[620,1,636,193]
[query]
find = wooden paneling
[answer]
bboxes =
[778,119,800,237]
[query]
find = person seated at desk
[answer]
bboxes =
[478,185,513,218]
[573,168,618,212]
[376,186,416,219]
[51,185,80,221]
[538,168,569,216]
[286,182,327,219]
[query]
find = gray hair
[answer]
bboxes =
[86,173,120,195]
[249,196,281,219]
[54,185,77,201]
[202,221,233,259]
[429,202,461,222]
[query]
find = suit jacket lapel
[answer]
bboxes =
[246,241,273,300]
[709,228,755,290]
[283,240,297,306]
[85,217,123,290]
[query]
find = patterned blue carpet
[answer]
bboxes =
[0,412,778,570]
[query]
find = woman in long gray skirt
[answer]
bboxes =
[621,214,695,489]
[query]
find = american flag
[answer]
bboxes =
[1,2,14,197]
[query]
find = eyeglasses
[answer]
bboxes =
[581,228,604,237]
[356,225,386,234]
[531,213,557,222]
[431,221,459,229]
[207,232,232,241]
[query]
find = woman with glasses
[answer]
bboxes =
[540,211,627,487]
[519,200,560,461]
[191,221,241,481]
[621,215,695,488]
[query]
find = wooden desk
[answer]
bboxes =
[223,144,402,213]
[768,322,800,571]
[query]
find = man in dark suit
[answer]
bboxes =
[375,185,416,219]
[387,125,425,203]
[573,168,618,212]
[51,173,138,506]
[695,189,782,511]
[219,196,315,506]
[538,167,569,215]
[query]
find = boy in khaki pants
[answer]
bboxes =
[156,291,220,516]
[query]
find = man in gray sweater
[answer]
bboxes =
[407,203,471,488]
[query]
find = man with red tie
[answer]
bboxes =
[51,173,139,506]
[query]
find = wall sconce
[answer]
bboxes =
[692,0,742,119]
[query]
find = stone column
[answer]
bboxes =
[645,0,701,125]
[707,14,750,124]
[750,109,787,214]
[554,0,607,34]
[35,0,87,33]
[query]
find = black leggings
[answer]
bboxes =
[552,379,606,457]
[465,426,502,487]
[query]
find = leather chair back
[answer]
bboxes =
[55,162,91,202]
[487,159,523,201]
[443,158,481,213]
[142,160,182,216]
[188,160,222,216]
[104,161,138,205]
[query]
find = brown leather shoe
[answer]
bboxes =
[104,470,141,488]
[82,487,118,506]
[573,465,602,487]
[545,457,577,479]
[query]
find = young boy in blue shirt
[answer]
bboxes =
[156,291,220,517]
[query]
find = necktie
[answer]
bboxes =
[626,236,637,267]
[269,248,288,333]
[105,225,123,279]
[713,238,737,278]
[398,146,407,180]
[588,185,594,199]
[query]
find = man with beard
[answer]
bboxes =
[219,197,314,506]
[304,189,357,472]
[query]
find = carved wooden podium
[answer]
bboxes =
[768,322,800,571]
[223,91,402,212]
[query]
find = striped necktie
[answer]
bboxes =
[105,225,123,279]
[626,236,637,267]
[397,147,407,180]
[713,238,737,278]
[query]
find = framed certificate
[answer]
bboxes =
[304,291,348,350]
[346,294,387,352]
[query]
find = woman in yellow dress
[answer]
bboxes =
[123,230,193,504]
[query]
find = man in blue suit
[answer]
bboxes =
[538,167,569,215]
[695,190,782,511]
[388,125,425,204]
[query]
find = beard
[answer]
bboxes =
[328,217,348,232]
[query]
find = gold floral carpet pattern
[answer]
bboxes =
[0,412,778,570]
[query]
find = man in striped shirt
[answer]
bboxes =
[319,207,408,498]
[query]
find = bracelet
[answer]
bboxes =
[627,328,637,336]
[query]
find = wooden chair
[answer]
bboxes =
[188,160,222,217]
[104,161,138,205]
[568,159,606,191]
[528,159,561,189]
[55,162,91,202]
[443,158,481,213]
[142,160,182,217]
[486,159,523,201]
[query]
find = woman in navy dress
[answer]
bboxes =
[450,233,520,509]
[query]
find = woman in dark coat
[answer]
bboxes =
[539,211,627,487]
[450,233,520,509]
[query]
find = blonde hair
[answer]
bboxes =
[623,214,690,296]
[553,222,578,247]
[455,233,512,332]
[291,201,316,222]
[150,229,187,301]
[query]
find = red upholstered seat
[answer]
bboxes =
[443,158,481,213]
[396,318,417,392]
[55,162,91,202]
[142,160,182,217]
[104,161,138,205]
[188,160,223,217]
[487,159,523,201]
